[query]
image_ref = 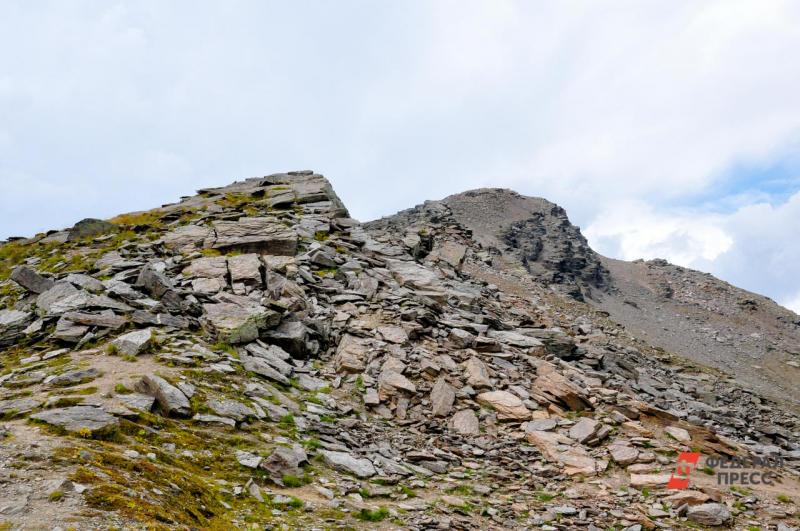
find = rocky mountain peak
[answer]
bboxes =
[369,187,610,301]
[0,171,797,529]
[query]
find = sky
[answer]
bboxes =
[1,1,799,313]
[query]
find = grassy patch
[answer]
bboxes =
[446,484,474,496]
[278,414,295,430]
[536,491,556,502]
[355,507,389,522]
[281,474,311,488]
[398,484,417,498]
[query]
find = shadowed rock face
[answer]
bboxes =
[499,207,609,300]
[0,172,798,530]
[368,188,610,301]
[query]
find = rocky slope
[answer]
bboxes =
[0,173,798,530]
[386,188,800,411]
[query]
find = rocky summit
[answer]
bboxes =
[0,171,797,530]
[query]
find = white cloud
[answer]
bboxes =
[584,201,734,266]
[785,294,800,314]
[586,191,800,312]
[0,1,799,309]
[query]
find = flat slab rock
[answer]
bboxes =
[202,301,278,344]
[111,328,154,356]
[31,406,118,436]
[476,390,531,420]
[0,397,41,418]
[687,503,732,526]
[10,265,54,294]
[210,217,298,255]
[0,309,33,346]
[318,450,376,478]
[135,374,191,417]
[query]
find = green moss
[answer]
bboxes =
[535,491,556,502]
[211,342,237,356]
[0,240,62,281]
[286,496,304,509]
[446,484,474,496]
[50,397,85,408]
[397,484,417,498]
[302,438,321,450]
[281,474,307,488]
[114,383,133,394]
[48,490,65,502]
[0,408,22,421]
[109,211,165,228]
[305,395,323,406]
[777,494,792,504]
[355,507,390,522]
[278,414,295,429]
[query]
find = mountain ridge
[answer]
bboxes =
[0,171,798,529]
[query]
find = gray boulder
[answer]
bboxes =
[0,397,41,418]
[206,398,255,422]
[31,406,118,437]
[135,264,175,299]
[10,266,54,294]
[430,378,456,417]
[318,450,376,478]
[67,218,117,241]
[264,320,315,358]
[260,445,308,484]
[135,375,191,417]
[36,282,81,314]
[202,301,279,344]
[64,273,105,293]
[687,503,731,526]
[0,309,33,347]
[111,329,154,356]
[49,368,100,387]
[51,318,89,343]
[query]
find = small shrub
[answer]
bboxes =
[355,507,389,522]
[282,475,304,488]
[287,496,304,509]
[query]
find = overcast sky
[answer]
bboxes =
[1,1,799,312]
